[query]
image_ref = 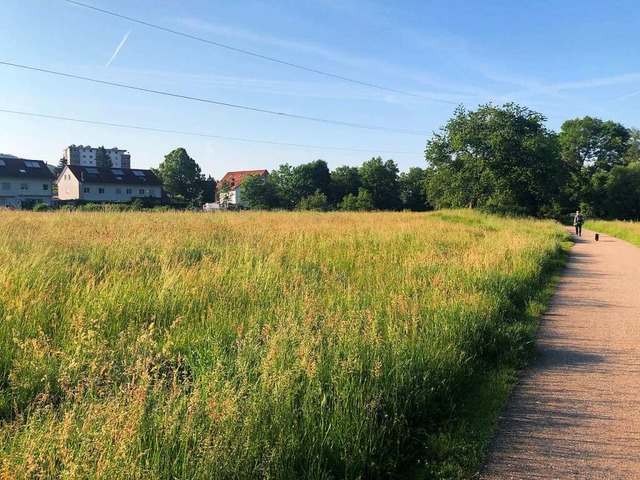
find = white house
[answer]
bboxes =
[0,157,54,208]
[217,169,268,207]
[63,145,131,169]
[56,165,163,203]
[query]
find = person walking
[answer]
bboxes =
[573,210,584,236]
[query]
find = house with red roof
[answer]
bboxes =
[216,169,268,207]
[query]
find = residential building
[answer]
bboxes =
[63,145,131,168]
[56,165,162,203]
[217,169,268,206]
[0,157,54,208]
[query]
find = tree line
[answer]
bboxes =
[230,103,640,219]
[95,102,639,219]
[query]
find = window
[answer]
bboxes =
[139,189,145,195]
[115,188,122,194]
[98,188,105,194]
[133,170,145,177]
[84,187,90,193]
[24,161,40,168]
[85,167,99,174]
[126,188,132,194]
[0,159,5,166]
[2,182,9,190]
[111,169,124,175]
[20,183,28,190]
[43,184,49,191]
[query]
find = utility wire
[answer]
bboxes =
[65,0,458,105]
[0,61,428,136]
[0,108,422,155]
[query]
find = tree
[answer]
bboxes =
[604,163,640,220]
[425,103,563,216]
[53,158,67,176]
[559,117,630,212]
[241,174,278,210]
[624,127,640,164]
[293,160,331,200]
[329,166,361,206]
[95,146,113,168]
[338,193,358,211]
[356,188,374,211]
[298,190,329,211]
[559,117,630,172]
[399,167,429,211]
[200,175,217,204]
[156,148,204,203]
[359,157,400,210]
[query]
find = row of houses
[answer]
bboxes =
[1,152,268,209]
[0,156,162,208]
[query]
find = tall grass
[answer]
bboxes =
[586,219,640,247]
[0,210,568,479]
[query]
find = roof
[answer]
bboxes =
[64,165,162,186]
[218,170,268,189]
[0,157,55,180]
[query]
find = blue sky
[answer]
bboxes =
[1,0,639,179]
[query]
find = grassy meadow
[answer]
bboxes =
[586,219,640,247]
[0,210,569,479]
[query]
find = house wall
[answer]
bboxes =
[0,177,52,207]
[79,183,160,203]
[63,146,129,168]
[56,170,80,200]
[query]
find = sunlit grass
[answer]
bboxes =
[0,209,568,479]
[586,219,640,247]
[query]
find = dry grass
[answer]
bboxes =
[0,210,568,479]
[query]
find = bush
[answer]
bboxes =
[32,203,49,212]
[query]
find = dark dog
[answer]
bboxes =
[595,233,599,241]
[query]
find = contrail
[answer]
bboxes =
[612,90,640,103]
[106,31,130,67]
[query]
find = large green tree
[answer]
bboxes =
[359,157,400,210]
[156,148,204,202]
[95,146,113,168]
[559,116,631,213]
[425,103,563,216]
[329,166,361,206]
[241,174,278,210]
[399,167,429,211]
[604,162,640,220]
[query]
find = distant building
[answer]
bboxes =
[0,157,54,208]
[56,165,162,203]
[217,169,268,206]
[63,145,131,169]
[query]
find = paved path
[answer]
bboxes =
[480,228,640,480]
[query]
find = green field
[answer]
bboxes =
[0,210,569,479]
[586,219,640,247]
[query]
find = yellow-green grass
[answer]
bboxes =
[586,219,640,247]
[0,210,569,479]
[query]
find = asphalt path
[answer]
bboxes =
[480,228,640,479]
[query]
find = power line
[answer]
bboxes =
[65,0,458,106]
[0,61,428,136]
[0,108,422,155]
